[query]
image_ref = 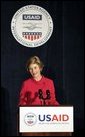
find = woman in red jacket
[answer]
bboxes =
[19,56,59,106]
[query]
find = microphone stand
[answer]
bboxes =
[38,89,51,106]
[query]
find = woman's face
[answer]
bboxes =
[29,63,42,78]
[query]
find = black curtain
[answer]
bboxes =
[1,1,84,136]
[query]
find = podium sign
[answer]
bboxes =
[19,106,73,133]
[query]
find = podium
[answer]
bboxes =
[18,106,73,136]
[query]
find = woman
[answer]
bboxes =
[19,56,59,106]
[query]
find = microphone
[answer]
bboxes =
[38,89,51,106]
[38,89,43,99]
[46,90,51,99]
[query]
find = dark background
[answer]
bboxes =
[1,0,84,136]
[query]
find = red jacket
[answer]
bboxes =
[19,76,59,106]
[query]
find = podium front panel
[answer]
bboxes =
[18,106,73,134]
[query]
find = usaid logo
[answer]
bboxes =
[11,5,53,48]
[24,113,69,126]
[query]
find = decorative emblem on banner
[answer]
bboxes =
[11,5,53,48]
[24,113,37,126]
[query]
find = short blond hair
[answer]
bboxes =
[26,56,44,71]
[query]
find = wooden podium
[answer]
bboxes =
[20,132,72,136]
[18,106,73,136]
